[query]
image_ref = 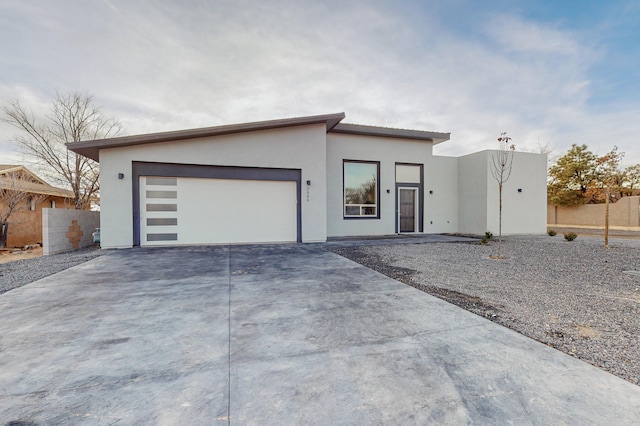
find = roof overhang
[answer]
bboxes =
[330,123,450,144]
[67,112,346,162]
[0,165,75,198]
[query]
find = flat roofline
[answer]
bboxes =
[67,112,346,162]
[330,123,450,144]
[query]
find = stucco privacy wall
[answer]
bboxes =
[326,133,449,237]
[42,208,100,255]
[497,151,547,234]
[99,123,327,248]
[457,151,489,234]
[458,150,547,235]
[547,196,640,228]
[427,156,459,233]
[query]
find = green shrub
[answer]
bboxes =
[479,231,493,245]
[547,229,557,236]
[564,232,577,241]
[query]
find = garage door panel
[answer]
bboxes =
[140,176,297,246]
[140,177,180,246]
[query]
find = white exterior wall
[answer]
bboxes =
[491,150,547,234]
[326,133,434,237]
[425,156,459,233]
[458,150,547,235]
[99,123,327,248]
[458,151,489,234]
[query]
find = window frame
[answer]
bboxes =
[26,196,36,211]
[395,162,424,233]
[342,159,381,220]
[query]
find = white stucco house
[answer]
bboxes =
[67,112,546,248]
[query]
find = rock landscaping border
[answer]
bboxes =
[0,245,104,295]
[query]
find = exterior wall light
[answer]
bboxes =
[429,190,433,194]
[306,180,311,186]
[118,173,124,180]
[517,188,522,193]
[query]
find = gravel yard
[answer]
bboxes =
[329,235,640,385]
[0,245,105,295]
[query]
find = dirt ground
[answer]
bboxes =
[0,247,43,264]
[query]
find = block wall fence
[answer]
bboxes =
[547,196,640,229]
[42,208,100,255]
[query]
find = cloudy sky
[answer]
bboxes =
[1,0,639,166]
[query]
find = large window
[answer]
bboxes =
[343,160,379,218]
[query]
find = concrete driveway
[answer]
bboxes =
[1,243,640,424]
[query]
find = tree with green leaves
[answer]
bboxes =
[622,164,640,196]
[547,144,598,206]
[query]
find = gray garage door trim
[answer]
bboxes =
[132,161,302,246]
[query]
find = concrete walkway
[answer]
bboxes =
[1,242,639,424]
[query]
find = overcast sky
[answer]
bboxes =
[1,0,639,166]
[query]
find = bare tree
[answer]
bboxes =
[0,171,46,248]
[596,146,625,248]
[2,92,122,209]
[490,132,515,259]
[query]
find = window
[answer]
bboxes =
[343,161,379,218]
[396,164,421,183]
[26,196,36,211]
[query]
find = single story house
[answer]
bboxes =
[0,165,78,247]
[67,113,546,248]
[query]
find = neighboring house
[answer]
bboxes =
[67,113,547,249]
[0,165,78,247]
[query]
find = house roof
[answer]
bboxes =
[330,123,450,144]
[67,112,451,162]
[67,112,347,162]
[0,165,49,185]
[0,165,75,199]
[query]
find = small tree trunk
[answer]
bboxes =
[0,221,8,249]
[604,193,610,248]
[498,183,503,258]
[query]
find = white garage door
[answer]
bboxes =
[140,176,297,246]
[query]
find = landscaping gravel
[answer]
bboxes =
[0,245,105,295]
[329,235,640,386]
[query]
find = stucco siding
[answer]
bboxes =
[458,150,547,235]
[89,115,548,247]
[498,151,547,234]
[99,123,328,248]
[457,151,489,234]
[425,156,459,233]
[326,133,433,237]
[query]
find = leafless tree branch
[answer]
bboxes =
[0,171,47,248]
[2,92,122,209]
[490,132,516,259]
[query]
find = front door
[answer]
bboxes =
[398,188,417,233]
